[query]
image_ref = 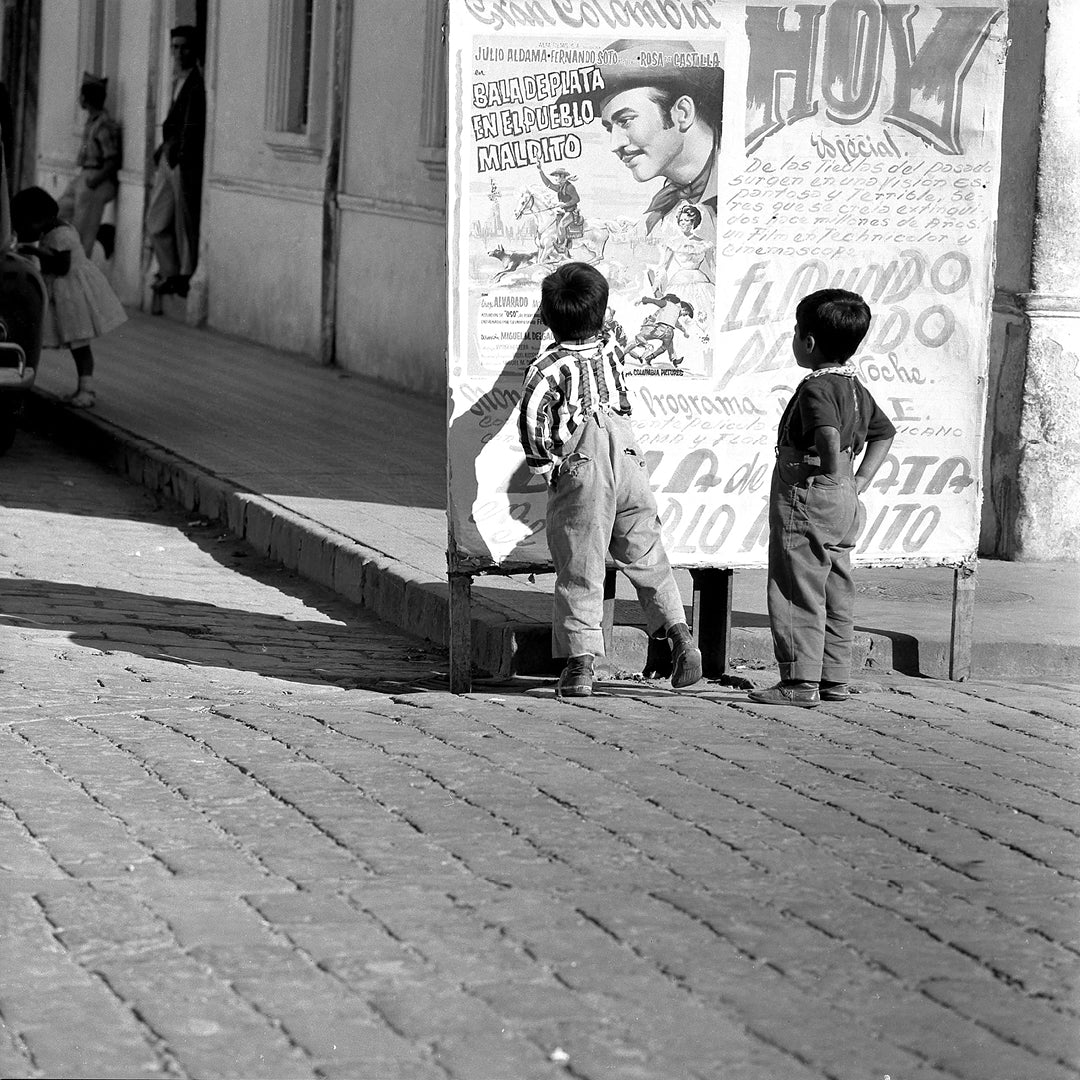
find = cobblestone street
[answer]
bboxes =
[1,431,1078,1080]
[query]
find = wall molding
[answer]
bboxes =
[38,158,138,188]
[40,159,148,189]
[205,175,443,225]
[38,155,77,177]
[264,136,324,163]
[994,288,1080,319]
[207,172,324,205]
[337,192,444,225]
[992,288,1027,319]
[1021,292,1080,318]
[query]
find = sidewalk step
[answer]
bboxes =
[21,385,1080,683]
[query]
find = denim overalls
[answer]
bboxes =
[767,373,868,683]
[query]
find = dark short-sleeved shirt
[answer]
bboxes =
[777,372,896,453]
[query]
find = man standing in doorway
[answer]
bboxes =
[146,24,205,301]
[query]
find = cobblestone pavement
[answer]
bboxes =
[1,431,1078,1080]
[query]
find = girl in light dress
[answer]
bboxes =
[656,204,715,326]
[11,186,126,408]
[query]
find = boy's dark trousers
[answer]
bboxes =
[767,448,863,683]
[546,410,685,659]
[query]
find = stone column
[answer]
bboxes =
[985,0,1044,558]
[1016,0,1080,558]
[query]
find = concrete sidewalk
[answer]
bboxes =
[22,312,1080,681]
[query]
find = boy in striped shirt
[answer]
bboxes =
[517,262,701,698]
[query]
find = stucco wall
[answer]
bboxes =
[33,0,448,383]
[334,0,446,394]
[209,3,322,191]
[34,10,82,180]
[1017,318,1080,557]
[1014,0,1080,559]
[109,8,152,308]
[35,2,153,308]
[200,2,324,352]
[335,208,446,398]
[205,185,323,356]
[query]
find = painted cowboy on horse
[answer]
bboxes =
[536,164,584,256]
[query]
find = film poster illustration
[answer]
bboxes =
[447,1,1007,573]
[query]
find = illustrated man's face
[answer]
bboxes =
[601,86,688,184]
[171,35,196,71]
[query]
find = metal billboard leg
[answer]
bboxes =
[691,568,733,680]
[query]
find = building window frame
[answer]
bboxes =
[265,0,330,161]
[418,0,447,181]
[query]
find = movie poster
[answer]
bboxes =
[447,1,1007,572]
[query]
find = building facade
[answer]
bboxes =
[29,0,447,396]
[7,0,1079,560]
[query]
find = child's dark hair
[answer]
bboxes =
[676,205,702,228]
[540,262,608,342]
[80,81,107,110]
[795,289,872,361]
[11,186,59,232]
[171,24,201,47]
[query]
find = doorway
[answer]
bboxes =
[1,0,42,193]
[145,0,208,316]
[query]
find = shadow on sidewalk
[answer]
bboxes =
[730,608,925,676]
[28,316,449,510]
[0,578,449,692]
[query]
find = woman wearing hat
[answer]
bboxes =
[58,73,121,258]
[536,163,582,258]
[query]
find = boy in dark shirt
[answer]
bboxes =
[517,262,702,698]
[749,289,896,707]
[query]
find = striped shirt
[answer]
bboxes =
[77,111,121,172]
[517,336,631,476]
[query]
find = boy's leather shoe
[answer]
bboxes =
[667,623,702,688]
[557,655,594,698]
[819,682,850,702]
[747,683,821,708]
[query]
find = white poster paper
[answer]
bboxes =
[447,1,1007,572]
